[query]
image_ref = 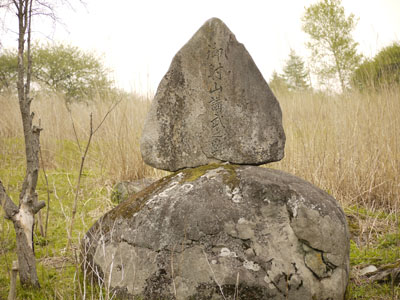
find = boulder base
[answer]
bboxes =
[83,165,349,300]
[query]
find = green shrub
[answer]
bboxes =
[0,43,114,102]
[352,42,400,90]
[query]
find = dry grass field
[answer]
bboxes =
[0,86,399,298]
[273,88,399,212]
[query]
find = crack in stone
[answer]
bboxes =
[285,197,340,282]
[261,258,303,297]
[302,243,337,279]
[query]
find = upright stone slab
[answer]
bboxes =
[141,18,285,171]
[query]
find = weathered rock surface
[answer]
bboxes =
[140,18,285,171]
[111,178,157,204]
[83,165,349,299]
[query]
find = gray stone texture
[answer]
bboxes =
[83,165,349,299]
[140,18,285,171]
[111,178,157,204]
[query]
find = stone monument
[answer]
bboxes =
[140,18,285,172]
[83,18,349,300]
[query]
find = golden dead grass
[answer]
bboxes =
[0,86,399,210]
[270,87,400,211]
[0,91,164,183]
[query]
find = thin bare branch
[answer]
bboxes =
[0,1,13,8]
[25,0,32,98]
[68,111,82,152]
[8,260,18,300]
[92,99,123,135]
[67,99,122,250]
[39,143,51,238]
[67,113,93,250]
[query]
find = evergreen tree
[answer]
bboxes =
[269,71,288,95]
[282,49,309,91]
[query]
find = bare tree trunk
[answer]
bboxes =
[333,50,345,93]
[0,0,45,288]
[0,180,44,288]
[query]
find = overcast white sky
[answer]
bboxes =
[2,0,400,94]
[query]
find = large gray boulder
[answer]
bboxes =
[83,165,349,299]
[140,18,285,172]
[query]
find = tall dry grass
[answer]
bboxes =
[0,87,399,210]
[270,87,399,211]
[0,91,164,183]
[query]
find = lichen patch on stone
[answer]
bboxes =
[219,247,237,258]
[243,260,260,271]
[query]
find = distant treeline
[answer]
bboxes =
[0,43,115,102]
[269,42,400,95]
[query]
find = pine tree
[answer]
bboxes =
[282,49,309,91]
[269,71,289,95]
